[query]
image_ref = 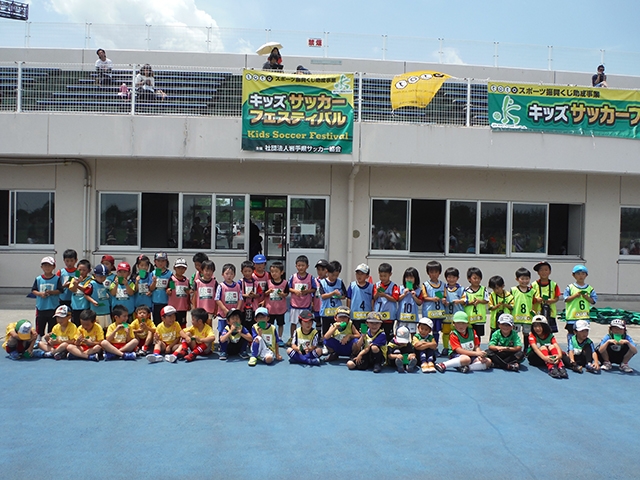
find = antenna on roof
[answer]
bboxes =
[0,1,29,21]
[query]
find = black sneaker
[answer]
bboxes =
[325,352,339,362]
[373,363,382,373]
[459,365,470,374]
[434,362,446,373]
[558,367,569,379]
[395,358,404,373]
[548,366,560,378]
[507,362,520,372]
[571,364,583,374]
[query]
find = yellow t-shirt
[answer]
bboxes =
[77,323,105,343]
[185,324,214,341]
[106,322,134,344]
[2,323,18,348]
[51,322,78,344]
[130,318,155,340]
[156,322,182,344]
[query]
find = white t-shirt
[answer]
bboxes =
[95,58,113,72]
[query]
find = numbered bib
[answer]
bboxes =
[138,283,149,294]
[262,334,273,347]
[116,288,129,299]
[97,287,109,300]
[175,285,187,297]
[574,311,589,319]
[156,278,168,288]
[39,283,54,293]
[294,283,306,291]
[270,290,283,301]
[399,312,416,322]
[514,314,531,324]
[244,285,254,294]
[199,287,213,299]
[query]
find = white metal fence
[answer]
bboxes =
[1,21,640,76]
[0,62,489,127]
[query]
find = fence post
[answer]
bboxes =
[466,78,471,127]
[382,35,387,61]
[547,45,553,71]
[130,65,136,116]
[146,24,151,50]
[493,42,499,68]
[600,49,605,66]
[85,23,92,49]
[324,31,329,58]
[438,38,444,63]
[16,61,23,113]
[357,72,362,123]
[206,26,211,53]
[265,28,270,42]
[24,21,30,48]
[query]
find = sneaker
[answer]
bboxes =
[31,350,46,358]
[571,364,583,374]
[219,352,228,361]
[88,354,100,362]
[54,351,67,361]
[395,357,405,373]
[104,353,118,361]
[67,353,79,360]
[123,352,136,361]
[373,363,382,373]
[8,351,20,360]
[558,367,569,379]
[601,361,612,371]
[248,356,258,367]
[426,362,437,373]
[435,362,446,373]
[164,354,177,363]
[239,351,250,360]
[184,354,195,362]
[322,345,329,356]
[439,348,449,357]
[43,351,54,359]
[277,340,285,348]
[147,354,163,363]
[407,357,417,371]
[507,362,520,372]
[620,363,634,373]
[285,338,293,347]
[548,366,561,378]
[175,351,186,360]
[309,358,321,366]
[459,365,470,374]
[585,363,595,373]
[326,352,339,362]
[421,363,429,373]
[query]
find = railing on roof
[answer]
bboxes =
[0,62,488,127]
[1,21,640,76]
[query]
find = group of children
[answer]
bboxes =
[4,250,637,377]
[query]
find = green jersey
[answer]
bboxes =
[488,291,514,330]
[463,286,488,325]
[532,280,560,317]
[565,284,594,322]
[511,286,535,325]
[489,329,522,348]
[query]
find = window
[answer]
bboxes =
[99,192,249,251]
[290,197,326,249]
[100,193,138,246]
[370,198,581,257]
[0,190,55,246]
[620,207,640,255]
[183,195,212,249]
[371,199,408,251]
[512,203,547,254]
[216,196,246,250]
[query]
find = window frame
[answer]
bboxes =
[1,190,56,249]
[619,205,640,260]
[369,197,411,255]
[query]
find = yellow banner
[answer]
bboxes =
[489,82,640,102]
[391,71,451,110]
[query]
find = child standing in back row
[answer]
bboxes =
[288,255,317,343]
[511,267,536,348]
[32,256,63,336]
[563,265,597,343]
[488,275,514,336]
[532,261,562,333]
[442,267,465,356]
[373,263,399,341]
[57,249,78,308]
[149,252,172,325]
[397,267,423,334]
[192,259,218,326]
[264,261,289,347]
[167,258,191,328]
[347,263,374,332]
[421,261,445,340]
[463,267,489,341]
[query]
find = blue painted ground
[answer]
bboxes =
[2,353,640,480]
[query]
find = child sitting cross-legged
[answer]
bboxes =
[435,311,492,374]
[180,307,216,362]
[287,310,322,366]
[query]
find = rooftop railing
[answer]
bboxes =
[0,62,489,127]
[1,21,639,76]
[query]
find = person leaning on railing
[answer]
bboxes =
[135,64,167,101]
[592,64,608,88]
[262,54,283,71]
[95,49,113,86]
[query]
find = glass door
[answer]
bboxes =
[287,196,329,274]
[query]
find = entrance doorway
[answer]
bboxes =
[250,196,287,267]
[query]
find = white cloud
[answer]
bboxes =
[46,0,223,51]
[430,47,465,65]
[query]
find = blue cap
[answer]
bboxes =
[255,306,269,317]
[252,254,267,264]
[572,265,588,274]
[93,264,108,276]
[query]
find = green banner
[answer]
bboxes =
[242,69,354,154]
[489,82,640,139]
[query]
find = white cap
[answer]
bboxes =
[394,326,411,344]
[41,256,55,265]
[574,320,590,331]
[417,317,433,329]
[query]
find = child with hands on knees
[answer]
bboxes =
[527,315,569,379]
[598,319,637,373]
[287,310,322,366]
[219,308,253,361]
[147,305,183,363]
[39,305,77,360]
[248,307,283,366]
[66,309,103,362]
[347,312,387,373]
[101,304,138,361]
[387,326,417,373]
[180,307,216,362]
[435,311,492,374]
[413,317,438,373]
[323,306,361,362]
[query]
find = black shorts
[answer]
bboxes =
[598,344,630,365]
[564,323,575,335]
[270,314,285,326]
[472,324,485,338]
[175,311,187,328]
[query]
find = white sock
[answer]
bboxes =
[444,357,462,368]
[469,360,487,371]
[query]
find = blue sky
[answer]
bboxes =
[1,0,638,73]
